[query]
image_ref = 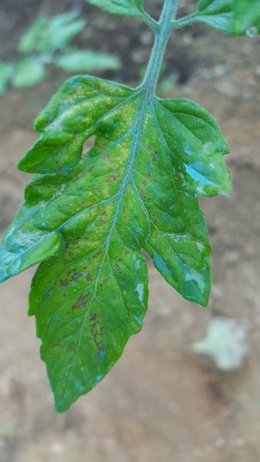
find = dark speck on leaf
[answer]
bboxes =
[68,270,81,281]
[66,343,75,353]
[72,294,89,310]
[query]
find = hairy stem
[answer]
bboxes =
[140,0,179,95]
[171,12,198,30]
[142,10,160,32]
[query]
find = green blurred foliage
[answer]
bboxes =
[1,10,121,94]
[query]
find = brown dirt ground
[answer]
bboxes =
[0,1,260,461]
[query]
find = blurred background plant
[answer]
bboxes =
[0,9,121,94]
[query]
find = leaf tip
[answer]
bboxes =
[182,266,211,307]
[54,397,70,414]
[17,156,29,172]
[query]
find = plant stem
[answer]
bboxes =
[140,0,179,96]
[142,10,160,32]
[171,12,198,30]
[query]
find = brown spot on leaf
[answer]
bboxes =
[72,294,89,310]
[68,270,81,281]
[110,173,120,181]
[89,312,105,353]
[66,343,75,353]
[86,273,93,281]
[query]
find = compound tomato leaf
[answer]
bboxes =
[0,75,231,411]
[233,0,260,35]
[197,0,233,34]
[85,0,143,17]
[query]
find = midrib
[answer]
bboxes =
[104,90,152,254]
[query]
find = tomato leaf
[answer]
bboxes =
[0,75,231,411]
[85,0,143,17]
[18,11,86,54]
[197,0,233,34]
[12,58,46,88]
[55,50,121,72]
[197,0,260,35]
[233,0,260,35]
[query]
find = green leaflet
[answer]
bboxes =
[197,0,234,34]
[197,0,260,35]
[54,50,121,72]
[233,0,260,35]
[0,9,120,95]
[85,0,143,16]
[18,10,86,54]
[12,58,46,88]
[0,75,231,411]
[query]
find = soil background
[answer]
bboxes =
[0,1,260,461]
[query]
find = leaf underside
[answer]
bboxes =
[85,0,143,17]
[0,75,231,411]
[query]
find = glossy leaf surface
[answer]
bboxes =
[0,75,231,411]
[85,0,143,16]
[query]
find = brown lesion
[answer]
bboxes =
[66,342,75,353]
[72,293,89,310]
[89,312,105,355]
[68,270,82,281]
[86,273,94,282]
[110,173,121,181]
[113,263,121,272]
[59,270,82,287]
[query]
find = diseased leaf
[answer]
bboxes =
[233,0,260,35]
[0,75,231,411]
[12,58,45,88]
[85,0,143,17]
[55,50,121,72]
